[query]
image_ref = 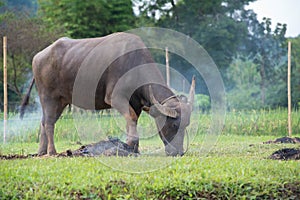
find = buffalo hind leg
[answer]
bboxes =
[38,118,48,155]
[40,98,67,155]
[45,123,57,155]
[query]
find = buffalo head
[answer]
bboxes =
[149,77,195,156]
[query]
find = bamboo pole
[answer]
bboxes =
[3,36,7,144]
[165,47,170,87]
[287,41,292,137]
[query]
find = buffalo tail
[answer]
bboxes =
[20,78,35,119]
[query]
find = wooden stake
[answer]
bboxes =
[3,36,7,144]
[287,41,292,137]
[165,47,170,87]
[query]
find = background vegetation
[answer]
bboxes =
[0,0,299,111]
[0,1,299,199]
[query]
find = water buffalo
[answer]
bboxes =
[21,32,195,156]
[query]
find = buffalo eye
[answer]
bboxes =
[172,122,179,129]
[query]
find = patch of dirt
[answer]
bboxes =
[0,137,136,160]
[59,137,136,157]
[263,136,300,144]
[269,148,300,160]
[0,154,37,160]
[260,137,300,160]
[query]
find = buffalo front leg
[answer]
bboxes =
[125,118,139,153]
[125,105,141,153]
[107,94,141,153]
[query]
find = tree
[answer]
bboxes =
[133,0,177,19]
[242,13,287,107]
[226,56,262,110]
[135,0,255,69]
[38,0,136,38]
[0,11,59,111]
[135,0,290,109]
[108,0,136,32]
[0,0,37,15]
[134,0,256,94]
[226,12,288,109]
[290,36,300,108]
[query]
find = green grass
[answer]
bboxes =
[0,109,300,199]
[223,108,300,136]
[1,135,300,199]
[1,108,299,143]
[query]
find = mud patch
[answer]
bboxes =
[269,148,300,160]
[0,154,32,160]
[263,137,300,144]
[59,137,136,157]
[0,137,136,160]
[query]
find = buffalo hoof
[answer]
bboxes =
[126,140,139,154]
[47,150,57,156]
[38,151,47,156]
[166,151,184,157]
[132,144,139,154]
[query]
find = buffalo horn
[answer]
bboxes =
[188,76,195,108]
[149,85,178,118]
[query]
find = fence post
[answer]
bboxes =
[287,41,292,137]
[3,36,8,144]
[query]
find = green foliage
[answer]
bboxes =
[136,0,255,71]
[226,56,262,110]
[226,54,289,110]
[135,0,291,110]
[246,17,287,107]
[195,94,210,111]
[290,36,300,107]
[38,0,136,38]
[0,11,59,111]
[107,0,136,32]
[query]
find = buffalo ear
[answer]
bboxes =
[143,106,161,118]
[149,105,161,117]
[178,95,188,103]
[149,103,178,118]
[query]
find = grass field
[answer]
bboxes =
[0,109,300,199]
